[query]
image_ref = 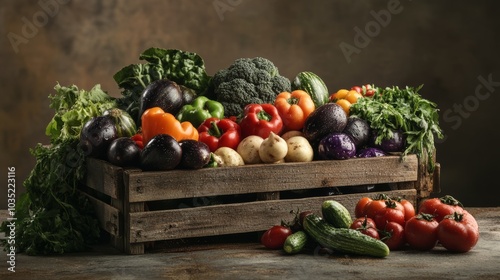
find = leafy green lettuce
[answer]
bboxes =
[0,84,116,255]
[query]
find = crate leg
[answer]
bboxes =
[110,197,124,252]
[125,202,145,254]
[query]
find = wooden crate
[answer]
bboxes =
[80,154,440,254]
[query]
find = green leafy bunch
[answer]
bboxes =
[350,85,444,171]
[0,84,115,255]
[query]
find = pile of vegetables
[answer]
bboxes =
[261,194,479,257]
[1,47,445,255]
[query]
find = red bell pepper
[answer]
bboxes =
[198,117,241,152]
[239,104,283,138]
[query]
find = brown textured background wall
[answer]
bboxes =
[1,0,499,208]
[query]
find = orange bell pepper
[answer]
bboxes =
[141,107,199,145]
[274,90,316,131]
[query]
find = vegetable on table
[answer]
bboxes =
[198,117,241,152]
[205,56,291,117]
[418,195,465,223]
[321,200,353,229]
[141,106,199,145]
[379,221,406,250]
[261,225,293,250]
[303,214,390,258]
[239,103,283,139]
[177,96,225,128]
[404,213,439,251]
[437,212,479,253]
[283,230,309,254]
[274,90,315,132]
[350,216,380,240]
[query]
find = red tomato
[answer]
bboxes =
[354,197,373,218]
[394,197,416,222]
[404,213,439,250]
[261,225,292,249]
[373,199,406,229]
[364,199,387,220]
[462,210,479,231]
[418,195,463,222]
[350,216,380,239]
[380,221,406,250]
[437,212,479,253]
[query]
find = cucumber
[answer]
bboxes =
[292,71,329,108]
[303,214,390,258]
[321,200,353,228]
[283,230,308,254]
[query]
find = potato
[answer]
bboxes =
[281,130,304,141]
[214,147,244,166]
[285,136,314,162]
[237,135,264,164]
[259,132,288,163]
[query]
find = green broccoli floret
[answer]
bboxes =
[210,57,291,117]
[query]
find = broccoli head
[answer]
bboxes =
[210,57,291,117]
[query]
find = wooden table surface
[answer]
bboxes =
[1,208,499,280]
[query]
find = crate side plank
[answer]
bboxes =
[128,189,416,243]
[85,158,123,199]
[126,155,418,202]
[79,190,120,236]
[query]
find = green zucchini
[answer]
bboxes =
[291,71,329,108]
[283,230,308,254]
[303,214,390,258]
[321,200,353,229]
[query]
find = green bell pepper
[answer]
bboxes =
[177,96,225,128]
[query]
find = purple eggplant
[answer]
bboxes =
[370,129,405,153]
[356,147,387,158]
[318,132,356,160]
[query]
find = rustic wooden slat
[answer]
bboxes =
[85,158,123,199]
[122,168,146,255]
[128,189,416,243]
[79,190,120,236]
[126,155,419,203]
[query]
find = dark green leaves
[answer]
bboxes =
[351,85,444,172]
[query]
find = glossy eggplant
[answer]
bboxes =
[138,79,184,125]
[107,137,141,167]
[140,134,182,171]
[178,139,211,169]
[303,103,348,143]
[79,115,117,159]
